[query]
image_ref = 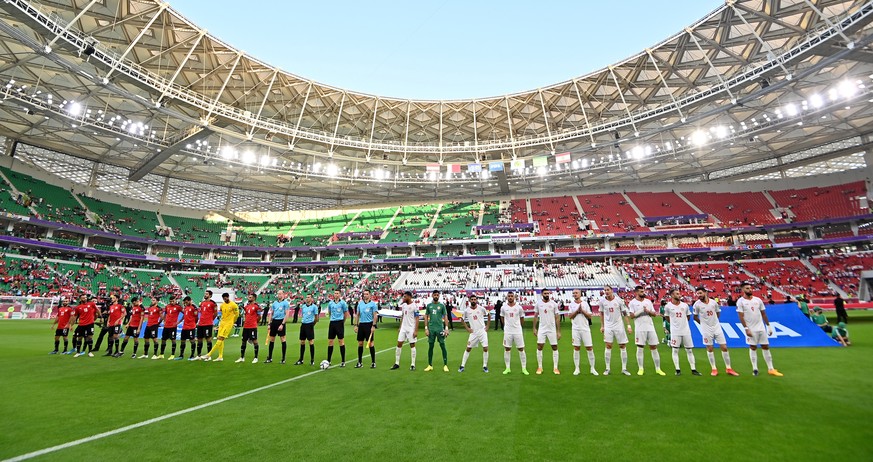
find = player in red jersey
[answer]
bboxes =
[72,294,99,358]
[105,294,126,357]
[49,297,74,355]
[120,297,144,358]
[141,299,164,359]
[159,295,183,360]
[236,293,262,364]
[180,296,199,361]
[195,290,217,359]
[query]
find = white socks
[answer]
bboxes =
[504,350,511,369]
[636,347,645,369]
[461,350,470,367]
[651,350,661,370]
[410,346,416,366]
[672,348,681,370]
[707,351,717,369]
[395,347,401,365]
[552,350,559,369]
[604,348,612,370]
[573,350,580,370]
[537,349,543,368]
[620,349,628,370]
[763,349,774,370]
[483,351,488,367]
[587,350,596,370]
[685,348,696,369]
[520,351,527,369]
[749,349,758,370]
[722,350,732,369]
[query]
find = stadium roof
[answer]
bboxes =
[0,0,872,209]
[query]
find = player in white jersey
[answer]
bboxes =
[693,287,739,377]
[627,286,665,376]
[664,289,701,376]
[533,289,561,375]
[391,291,419,371]
[737,283,783,377]
[459,295,490,373]
[568,289,597,376]
[599,286,632,376]
[501,292,529,375]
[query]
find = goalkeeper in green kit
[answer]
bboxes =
[424,290,450,372]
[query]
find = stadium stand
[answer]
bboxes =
[577,193,641,233]
[528,196,580,236]
[381,205,438,243]
[433,202,479,240]
[626,192,696,217]
[769,181,867,222]
[683,191,781,226]
[1,167,90,227]
[742,259,831,298]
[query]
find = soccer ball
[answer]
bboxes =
[319,360,330,370]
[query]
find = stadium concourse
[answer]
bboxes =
[0,0,872,460]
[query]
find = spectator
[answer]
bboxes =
[811,307,831,333]
[796,295,810,319]
[833,295,848,324]
[831,322,850,346]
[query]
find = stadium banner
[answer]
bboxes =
[532,156,548,167]
[510,158,525,170]
[689,304,838,348]
[555,152,571,163]
[467,163,482,173]
[425,164,440,173]
[488,161,504,172]
[447,163,461,173]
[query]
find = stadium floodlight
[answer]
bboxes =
[838,80,857,98]
[221,145,236,159]
[326,163,338,177]
[785,103,798,116]
[690,130,708,147]
[632,146,645,159]
[537,166,546,176]
[66,102,82,116]
[714,126,728,139]
[260,154,271,167]
[313,162,321,172]
[43,45,51,53]
[242,151,256,164]
[810,94,824,108]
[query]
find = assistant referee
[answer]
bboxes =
[264,293,290,364]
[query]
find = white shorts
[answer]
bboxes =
[397,329,417,344]
[536,330,558,345]
[604,327,628,344]
[745,330,769,346]
[701,327,726,346]
[467,330,488,348]
[670,334,693,348]
[634,330,659,346]
[572,329,593,348]
[503,333,525,349]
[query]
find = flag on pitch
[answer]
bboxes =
[555,152,571,164]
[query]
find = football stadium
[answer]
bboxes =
[0,0,872,460]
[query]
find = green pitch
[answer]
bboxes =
[1,313,871,461]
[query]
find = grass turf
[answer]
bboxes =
[0,313,871,461]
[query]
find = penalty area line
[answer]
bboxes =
[3,346,396,461]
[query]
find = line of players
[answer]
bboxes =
[48,282,783,377]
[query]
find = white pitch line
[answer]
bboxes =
[4,346,396,462]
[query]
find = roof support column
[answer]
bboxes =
[104,3,169,80]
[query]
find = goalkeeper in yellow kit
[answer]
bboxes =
[203,293,239,362]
